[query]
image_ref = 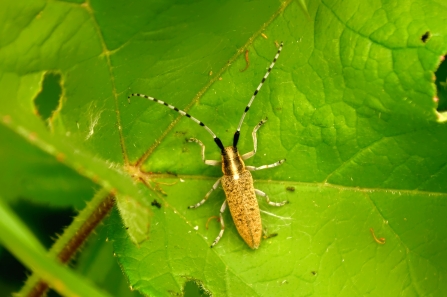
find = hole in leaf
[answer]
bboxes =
[184,280,211,297]
[435,55,447,112]
[421,31,430,43]
[34,72,62,122]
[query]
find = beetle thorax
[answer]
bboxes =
[221,146,245,179]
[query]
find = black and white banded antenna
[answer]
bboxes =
[233,42,283,148]
[127,93,225,151]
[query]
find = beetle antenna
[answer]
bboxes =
[128,93,225,151]
[233,42,283,148]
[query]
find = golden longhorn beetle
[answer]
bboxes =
[128,42,287,249]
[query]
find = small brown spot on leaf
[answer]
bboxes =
[56,153,65,162]
[421,31,430,43]
[151,199,161,209]
[206,215,220,229]
[29,132,37,141]
[2,115,11,124]
[240,50,250,72]
[370,228,386,244]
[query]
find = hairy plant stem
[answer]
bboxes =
[16,190,115,297]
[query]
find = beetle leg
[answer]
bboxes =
[246,158,285,171]
[210,200,227,248]
[241,118,268,160]
[255,189,288,206]
[188,178,221,209]
[188,138,221,166]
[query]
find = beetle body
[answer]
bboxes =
[221,147,262,249]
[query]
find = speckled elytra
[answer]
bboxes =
[128,42,287,249]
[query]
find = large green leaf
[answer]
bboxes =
[111,0,447,296]
[1,0,447,296]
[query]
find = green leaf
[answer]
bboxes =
[110,0,447,296]
[0,124,97,208]
[1,0,447,296]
